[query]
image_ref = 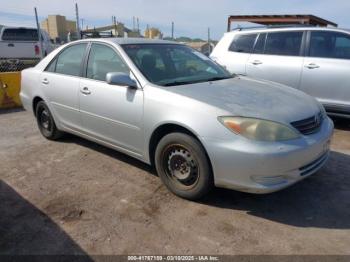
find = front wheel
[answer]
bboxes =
[155,133,213,200]
[35,101,63,140]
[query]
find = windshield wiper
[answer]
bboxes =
[163,80,198,86]
[162,76,233,86]
[206,76,233,82]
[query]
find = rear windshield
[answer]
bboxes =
[2,28,38,41]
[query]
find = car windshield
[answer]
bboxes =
[122,44,233,86]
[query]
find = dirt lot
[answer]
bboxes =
[0,109,349,255]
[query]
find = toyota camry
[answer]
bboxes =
[20,38,334,200]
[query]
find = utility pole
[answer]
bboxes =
[207,27,211,53]
[75,3,81,39]
[113,16,117,37]
[146,24,149,38]
[137,17,140,33]
[34,7,44,58]
[171,21,174,40]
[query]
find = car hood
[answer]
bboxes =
[160,76,320,124]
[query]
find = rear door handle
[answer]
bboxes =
[42,78,49,85]
[305,63,320,69]
[81,87,91,95]
[251,60,263,65]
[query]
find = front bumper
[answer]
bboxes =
[202,117,334,193]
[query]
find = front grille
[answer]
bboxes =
[299,152,329,176]
[290,111,323,135]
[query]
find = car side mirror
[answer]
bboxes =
[106,72,137,88]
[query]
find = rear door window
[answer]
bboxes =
[46,58,57,72]
[228,34,257,53]
[2,28,38,41]
[253,33,266,54]
[309,31,350,59]
[54,43,87,77]
[264,31,303,56]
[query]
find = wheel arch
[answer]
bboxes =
[148,123,214,175]
[32,96,44,116]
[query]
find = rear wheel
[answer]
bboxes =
[35,101,63,140]
[155,132,213,200]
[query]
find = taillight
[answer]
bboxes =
[34,45,40,55]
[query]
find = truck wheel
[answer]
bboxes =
[155,132,213,200]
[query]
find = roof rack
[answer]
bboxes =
[227,15,338,32]
[233,24,318,31]
[233,25,266,31]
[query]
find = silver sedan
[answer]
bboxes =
[20,38,334,199]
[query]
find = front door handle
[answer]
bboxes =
[81,87,91,95]
[305,63,320,69]
[42,78,49,85]
[251,60,263,65]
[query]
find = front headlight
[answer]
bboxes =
[218,116,300,141]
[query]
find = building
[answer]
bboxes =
[227,14,337,31]
[81,22,142,38]
[185,41,216,56]
[41,15,77,43]
[144,27,162,39]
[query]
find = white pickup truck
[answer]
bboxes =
[0,26,55,71]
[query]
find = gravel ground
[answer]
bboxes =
[0,109,349,255]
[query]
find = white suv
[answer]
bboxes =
[211,26,350,118]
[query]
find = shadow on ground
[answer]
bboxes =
[0,180,93,259]
[201,151,350,229]
[58,134,156,176]
[0,107,24,115]
[57,133,350,230]
[330,116,350,131]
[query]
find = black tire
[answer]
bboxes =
[35,101,63,140]
[155,132,213,200]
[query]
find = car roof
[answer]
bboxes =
[75,37,181,45]
[226,26,350,35]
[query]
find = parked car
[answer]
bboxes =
[211,26,350,119]
[20,38,333,200]
[0,26,54,71]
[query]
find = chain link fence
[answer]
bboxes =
[0,58,40,72]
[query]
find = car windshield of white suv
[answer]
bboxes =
[122,44,233,86]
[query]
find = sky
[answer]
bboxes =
[1,0,350,40]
